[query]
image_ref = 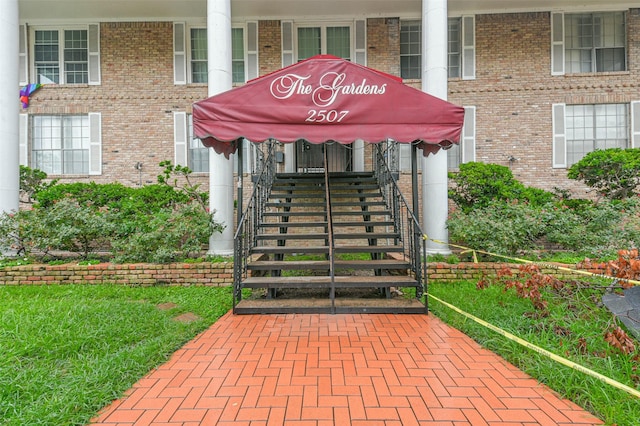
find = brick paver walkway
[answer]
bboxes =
[91,313,602,425]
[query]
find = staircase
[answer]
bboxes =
[233,156,427,313]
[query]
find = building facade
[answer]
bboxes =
[4,0,640,251]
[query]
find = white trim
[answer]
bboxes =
[173,22,187,85]
[462,106,476,163]
[174,112,188,167]
[631,101,640,149]
[19,24,28,86]
[552,103,567,168]
[551,12,565,76]
[354,19,366,65]
[461,15,475,80]
[246,21,259,80]
[19,114,29,166]
[88,23,101,84]
[281,20,294,67]
[88,112,102,175]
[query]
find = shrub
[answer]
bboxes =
[447,200,547,255]
[34,182,134,209]
[448,198,640,259]
[110,202,221,263]
[19,165,57,204]
[31,198,114,259]
[448,162,553,212]
[567,148,640,200]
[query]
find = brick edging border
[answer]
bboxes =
[0,261,607,286]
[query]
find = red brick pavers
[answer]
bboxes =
[91,313,602,425]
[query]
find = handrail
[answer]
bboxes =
[232,141,277,310]
[323,148,336,313]
[373,142,427,304]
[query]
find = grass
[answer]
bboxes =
[428,279,640,426]
[2,274,639,425]
[0,284,232,426]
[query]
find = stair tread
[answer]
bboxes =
[257,233,328,240]
[247,259,411,270]
[242,275,418,286]
[260,222,328,227]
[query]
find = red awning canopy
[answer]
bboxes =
[193,55,465,158]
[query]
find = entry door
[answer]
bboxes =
[297,141,324,172]
[296,141,351,173]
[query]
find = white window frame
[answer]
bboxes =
[632,101,640,148]
[177,22,258,85]
[399,16,475,81]
[25,113,101,176]
[551,11,627,75]
[293,21,355,62]
[29,24,100,85]
[553,102,632,168]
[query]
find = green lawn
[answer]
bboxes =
[2,279,639,425]
[0,284,232,426]
[428,280,640,426]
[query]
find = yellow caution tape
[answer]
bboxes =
[423,234,640,286]
[428,293,640,399]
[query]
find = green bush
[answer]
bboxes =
[110,203,221,263]
[33,199,114,259]
[2,162,224,263]
[448,162,553,212]
[19,165,58,204]
[447,200,547,255]
[568,148,640,200]
[448,198,640,258]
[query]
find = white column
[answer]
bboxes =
[207,0,234,255]
[352,139,365,172]
[421,0,451,254]
[0,1,19,220]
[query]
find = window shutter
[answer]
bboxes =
[461,15,475,80]
[246,21,259,80]
[19,25,28,86]
[88,113,102,175]
[354,19,366,65]
[19,114,28,166]
[632,101,640,148]
[174,22,187,84]
[551,12,564,75]
[282,21,294,67]
[174,112,188,166]
[462,106,476,163]
[88,24,101,85]
[552,104,567,168]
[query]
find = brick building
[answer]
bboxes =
[2,0,639,254]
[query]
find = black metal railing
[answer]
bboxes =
[373,142,427,301]
[232,141,277,309]
[323,148,336,313]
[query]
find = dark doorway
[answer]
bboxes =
[296,141,351,172]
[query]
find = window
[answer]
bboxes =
[400,17,475,80]
[190,28,208,83]
[565,12,626,73]
[35,29,88,84]
[188,115,209,173]
[232,28,246,83]
[448,18,461,79]
[566,104,628,165]
[181,25,255,84]
[296,24,351,61]
[32,26,100,85]
[31,115,90,175]
[400,20,421,79]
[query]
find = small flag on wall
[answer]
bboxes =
[19,83,43,109]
